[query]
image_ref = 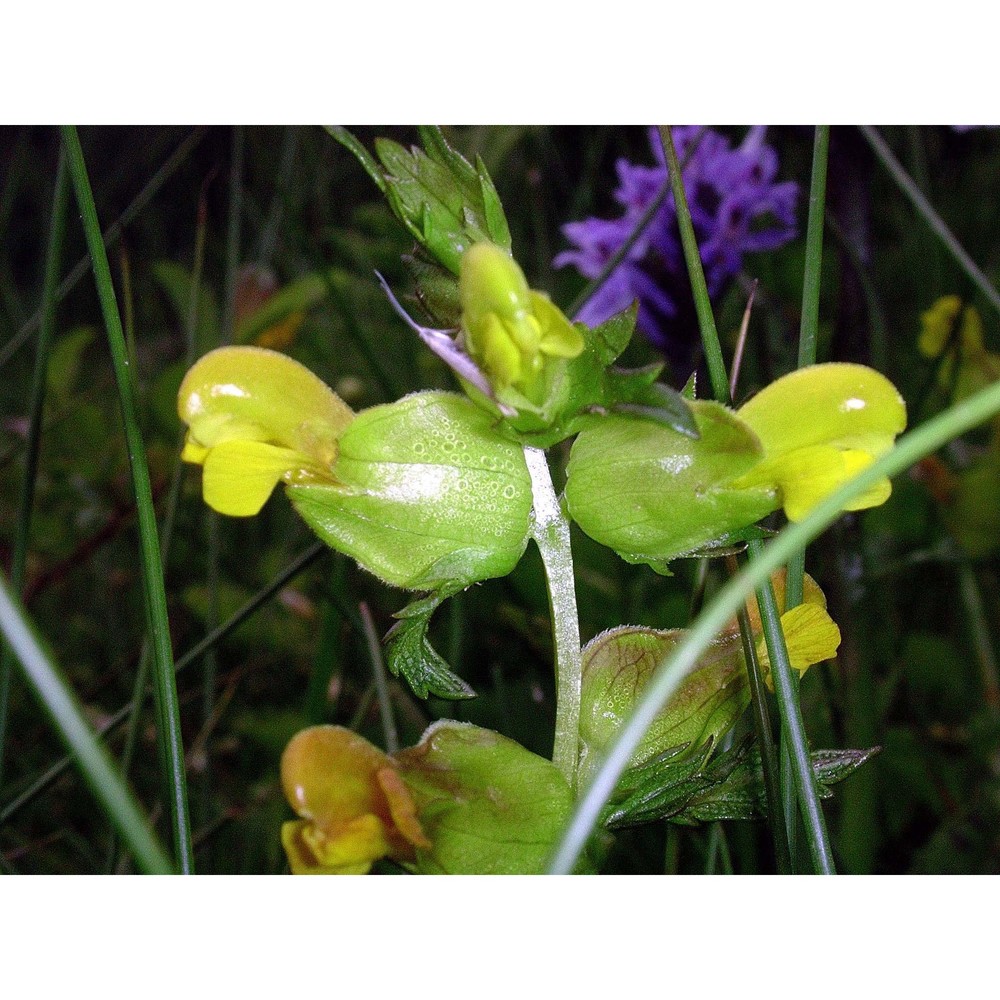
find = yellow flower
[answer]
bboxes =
[918,295,983,359]
[177,346,354,517]
[459,242,583,395]
[732,363,907,522]
[280,726,431,875]
[740,570,841,690]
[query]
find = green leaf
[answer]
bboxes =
[325,126,387,194]
[602,741,717,828]
[385,595,474,700]
[332,127,514,279]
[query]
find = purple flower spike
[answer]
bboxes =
[556,127,798,361]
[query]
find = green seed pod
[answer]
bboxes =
[395,721,574,874]
[288,391,532,591]
[565,401,777,569]
[578,626,751,786]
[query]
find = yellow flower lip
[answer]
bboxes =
[177,346,354,517]
[733,363,907,522]
[280,725,430,875]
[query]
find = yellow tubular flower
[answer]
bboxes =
[280,726,430,875]
[177,346,354,517]
[732,363,907,522]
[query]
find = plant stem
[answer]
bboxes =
[549,375,1000,873]
[658,125,730,403]
[749,538,836,874]
[787,124,830,610]
[61,126,193,873]
[524,446,582,790]
[726,556,791,874]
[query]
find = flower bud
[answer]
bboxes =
[459,242,583,399]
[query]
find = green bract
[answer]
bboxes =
[578,572,840,787]
[394,721,574,874]
[578,626,751,787]
[289,391,532,591]
[565,400,776,569]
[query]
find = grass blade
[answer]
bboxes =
[61,125,193,873]
[0,572,173,874]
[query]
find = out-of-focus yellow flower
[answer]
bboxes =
[918,295,983,359]
[280,726,430,875]
[177,346,354,517]
[732,363,907,522]
[459,242,583,395]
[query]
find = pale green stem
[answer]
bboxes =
[524,445,582,789]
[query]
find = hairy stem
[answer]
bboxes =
[524,446,582,790]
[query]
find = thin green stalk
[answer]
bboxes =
[782,126,832,864]
[1,128,206,372]
[549,364,1000,873]
[749,537,836,873]
[860,125,1000,317]
[726,556,791,874]
[786,125,830,611]
[524,445,582,789]
[797,126,829,370]
[61,126,193,874]
[0,572,172,874]
[359,602,399,754]
[658,126,729,403]
[1,541,327,827]
[0,150,70,792]
[111,190,210,871]
[567,127,706,320]
[661,123,800,869]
